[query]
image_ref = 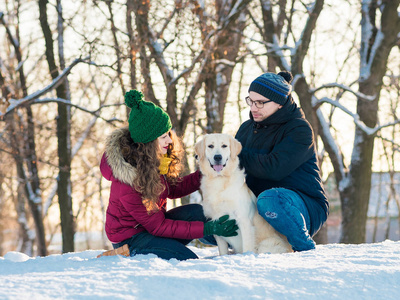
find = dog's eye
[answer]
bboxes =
[208,145,214,149]
[221,144,227,148]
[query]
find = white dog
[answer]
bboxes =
[195,133,292,255]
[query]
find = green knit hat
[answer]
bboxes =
[125,90,172,143]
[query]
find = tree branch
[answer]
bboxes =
[316,108,346,181]
[310,83,377,101]
[315,96,400,136]
[1,56,90,117]
[29,97,124,123]
[292,0,324,73]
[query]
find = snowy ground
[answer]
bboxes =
[1,240,399,299]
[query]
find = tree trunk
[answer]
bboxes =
[268,0,327,242]
[126,0,137,91]
[0,175,3,255]
[339,0,400,243]
[339,127,374,243]
[10,117,35,255]
[1,7,47,256]
[203,17,245,133]
[107,1,126,96]
[39,0,74,253]
[202,0,249,133]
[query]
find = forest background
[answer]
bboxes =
[0,0,399,257]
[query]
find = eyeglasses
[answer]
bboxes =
[245,96,273,109]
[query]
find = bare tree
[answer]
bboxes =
[1,1,130,254]
[195,0,250,133]
[1,6,47,256]
[324,0,400,243]
[124,0,251,134]
[38,0,75,253]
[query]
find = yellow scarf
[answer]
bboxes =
[159,154,172,175]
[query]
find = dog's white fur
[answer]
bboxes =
[195,133,292,255]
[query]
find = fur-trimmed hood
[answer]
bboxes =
[100,127,137,185]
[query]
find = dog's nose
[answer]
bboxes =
[214,154,222,162]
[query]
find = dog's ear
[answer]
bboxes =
[230,136,242,159]
[194,136,206,160]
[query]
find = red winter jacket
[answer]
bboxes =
[100,128,204,244]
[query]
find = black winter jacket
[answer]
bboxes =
[235,97,329,236]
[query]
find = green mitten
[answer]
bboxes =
[203,215,238,237]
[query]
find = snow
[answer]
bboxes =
[1,241,400,299]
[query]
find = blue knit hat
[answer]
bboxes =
[125,90,172,144]
[248,71,293,105]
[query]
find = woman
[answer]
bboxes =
[99,90,237,260]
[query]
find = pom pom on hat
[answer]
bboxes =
[125,90,172,144]
[248,71,293,105]
[125,89,144,109]
[277,71,293,84]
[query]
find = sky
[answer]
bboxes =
[1,240,399,299]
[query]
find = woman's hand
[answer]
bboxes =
[203,215,238,237]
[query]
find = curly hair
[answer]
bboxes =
[119,128,184,213]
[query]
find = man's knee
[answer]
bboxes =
[257,189,280,218]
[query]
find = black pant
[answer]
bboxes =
[113,204,207,261]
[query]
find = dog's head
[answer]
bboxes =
[195,133,242,177]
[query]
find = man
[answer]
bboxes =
[235,71,329,251]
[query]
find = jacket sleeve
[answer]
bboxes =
[167,170,201,199]
[239,121,315,181]
[119,185,204,239]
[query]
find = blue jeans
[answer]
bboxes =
[112,204,207,261]
[257,188,315,251]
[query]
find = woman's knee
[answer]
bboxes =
[166,203,206,222]
[188,203,206,221]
